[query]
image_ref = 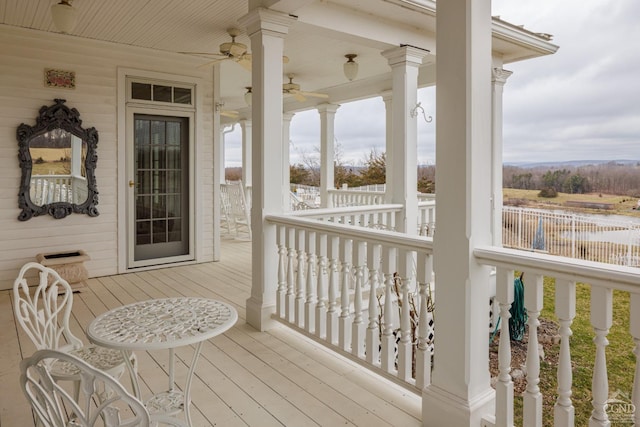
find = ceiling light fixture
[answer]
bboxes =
[343,54,359,81]
[51,0,78,34]
[244,87,252,106]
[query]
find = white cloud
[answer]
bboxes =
[226,1,639,167]
[496,0,640,163]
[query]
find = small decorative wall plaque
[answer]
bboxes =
[44,68,76,89]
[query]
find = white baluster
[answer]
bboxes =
[631,292,640,426]
[295,229,306,328]
[315,233,328,339]
[397,251,413,382]
[415,253,433,390]
[523,272,543,427]
[351,240,366,357]
[555,279,576,426]
[305,231,317,334]
[326,235,339,345]
[416,281,430,390]
[339,239,352,351]
[286,228,296,323]
[590,286,612,426]
[495,268,514,427]
[276,225,286,318]
[381,246,397,373]
[366,243,381,365]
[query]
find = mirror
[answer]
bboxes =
[17,99,99,220]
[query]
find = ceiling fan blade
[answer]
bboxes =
[196,57,230,69]
[238,59,252,71]
[179,51,227,58]
[236,54,252,71]
[300,91,329,99]
[289,90,307,102]
[220,110,240,119]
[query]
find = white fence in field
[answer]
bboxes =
[503,206,640,267]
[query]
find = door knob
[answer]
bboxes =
[129,180,135,188]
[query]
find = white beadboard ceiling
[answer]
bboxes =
[0,0,556,114]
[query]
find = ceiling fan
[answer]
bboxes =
[180,28,252,70]
[220,109,240,119]
[283,74,329,102]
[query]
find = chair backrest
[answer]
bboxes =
[13,262,83,352]
[221,181,252,238]
[21,349,150,427]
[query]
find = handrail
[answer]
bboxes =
[474,245,640,291]
[266,213,433,252]
[290,203,404,217]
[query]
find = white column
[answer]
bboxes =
[219,126,231,183]
[491,68,512,247]
[240,119,252,189]
[212,63,222,261]
[282,112,294,211]
[317,103,340,208]
[240,7,296,331]
[381,46,427,234]
[381,90,393,203]
[422,0,495,426]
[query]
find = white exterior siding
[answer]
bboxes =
[0,26,215,289]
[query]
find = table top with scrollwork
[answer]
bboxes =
[87,297,238,351]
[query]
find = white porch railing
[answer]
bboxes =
[266,207,640,425]
[266,213,435,392]
[328,188,385,207]
[475,246,640,427]
[293,204,403,231]
[30,175,86,205]
[503,206,640,267]
[295,200,436,237]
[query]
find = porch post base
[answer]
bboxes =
[422,384,495,427]
[246,296,277,331]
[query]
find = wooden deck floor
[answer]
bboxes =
[0,239,421,426]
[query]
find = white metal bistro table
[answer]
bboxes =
[87,297,237,427]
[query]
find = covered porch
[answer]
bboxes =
[1,238,422,426]
[2,0,639,426]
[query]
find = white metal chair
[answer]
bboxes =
[13,262,136,403]
[21,349,149,426]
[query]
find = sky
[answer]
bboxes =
[224,0,640,167]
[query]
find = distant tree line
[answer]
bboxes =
[289,148,436,193]
[504,162,640,197]
[228,153,639,198]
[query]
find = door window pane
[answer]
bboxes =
[166,147,181,171]
[151,121,165,145]
[153,195,167,218]
[166,122,181,145]
[136,221,151,245]
[153,85,172,103]
[173,88,192,104]
[131,83,152,100]
[137,195,151,220]
[167,195,181,217]
[168,219,182,242]
[152,220,167,243]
